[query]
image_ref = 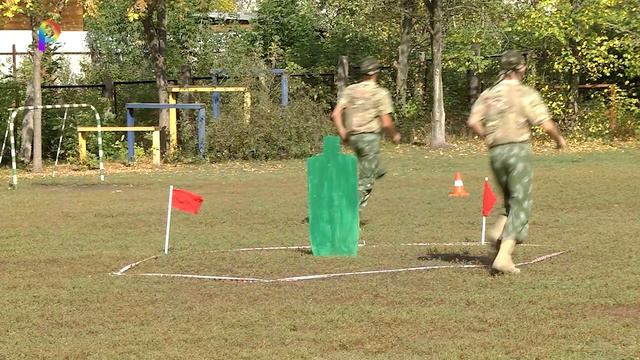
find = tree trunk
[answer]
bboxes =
[568,0,581,124]
[31,20,44,172]
[396,0,416,113]
[569,37,580,122]
[428,0,447,148]
[467,69,479,107]
[20,81,35,163]
[467,44,480,109]
[336,56,349,102]
[569,71,580,116]
[87,35,114,103]
[179,64,193,145]
[142,0,170,152]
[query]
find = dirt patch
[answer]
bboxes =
[593,304,640,319]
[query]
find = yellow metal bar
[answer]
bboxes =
[77,126,158,132]
[78,131,87,162]
[244,92,251,123]
[152,130,161,165]
[168,92,177,154]
[167,86,248,93]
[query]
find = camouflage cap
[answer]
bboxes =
[360,56,379,75]
[500,50,526,71]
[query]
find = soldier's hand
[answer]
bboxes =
[392,133,401,144]
[338,128,349,143]
[556,137,567,150]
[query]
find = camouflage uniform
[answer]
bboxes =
[469,75,551,242]
[336,60,394,209]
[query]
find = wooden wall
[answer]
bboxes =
[0,0,84,31]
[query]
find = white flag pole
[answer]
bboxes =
[481,176,489,245]
[164,185,174,254]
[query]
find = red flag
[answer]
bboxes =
[171,188,204,214]
[482,178,496,217]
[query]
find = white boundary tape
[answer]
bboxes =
[515,251,568,266]
[111,244,569,283]
[137,273,270,283]
[209,245,312,253]
[274,263,487,282]
[112,255,159,276]
[399,242,543,247]
[206,242,543,254]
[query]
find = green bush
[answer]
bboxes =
[206,94,333,161]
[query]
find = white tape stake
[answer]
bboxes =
[481,216,487,245]
[112,255,159,276]
[164,185,174,255]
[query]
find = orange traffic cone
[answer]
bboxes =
[448,171,470,197]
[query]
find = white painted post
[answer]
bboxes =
[164,185,174,255]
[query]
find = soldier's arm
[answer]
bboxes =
[527,90,567,150]
[381,114,401,144]
[331,105,347,133]
[331,90,350,140]
[467,116,486,137]
[540,120,567,150]
[379,91,401,144]
[467,94,487,137]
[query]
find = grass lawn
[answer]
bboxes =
[1,142,639,359]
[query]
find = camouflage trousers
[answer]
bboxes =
[348,133,384,209]
[489,142,533,242]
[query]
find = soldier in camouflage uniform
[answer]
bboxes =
[331,56,401,210]
[467,50,567,274]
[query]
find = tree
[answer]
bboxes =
[1,0,70,171]
[86,0,235,153]
[395,0,416,113]
[508,0,640,125]
[425,0,447,147]
[121,0,170,151]
[442,0,509,107]
[254,0,323,69]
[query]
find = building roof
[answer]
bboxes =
[206,12,256,24]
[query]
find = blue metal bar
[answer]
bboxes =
[126,108,135,163]
[272,69,288,106]
[125,103,206,110]
[125,102,208,162]
[281,72,289,106]
[212,92,221,119]
[197,108,206,158]
[211,72,221,120]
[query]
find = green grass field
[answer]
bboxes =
[2,143,640,359]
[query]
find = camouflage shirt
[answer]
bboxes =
[469,79,551,148]
[337,80,394,134]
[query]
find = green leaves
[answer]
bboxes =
[510,0,639,83]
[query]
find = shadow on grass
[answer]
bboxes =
[417,252,493,266]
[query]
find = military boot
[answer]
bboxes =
[359,189,373,209]
[492,238,520,274]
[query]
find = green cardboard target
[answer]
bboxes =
[306,136,360,256]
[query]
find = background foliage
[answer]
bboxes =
[1,0,637,165]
